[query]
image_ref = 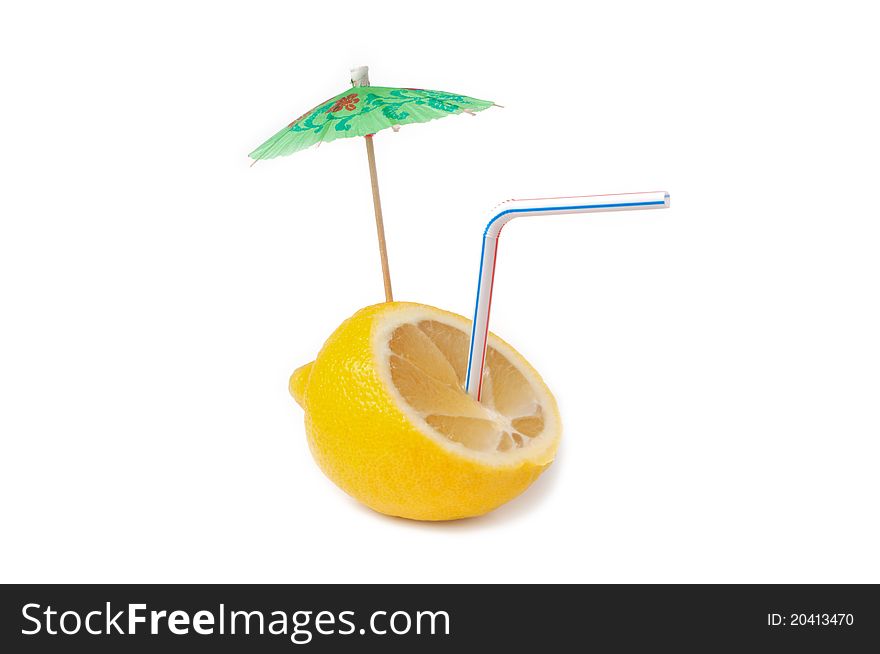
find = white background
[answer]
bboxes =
[1,1,878,583]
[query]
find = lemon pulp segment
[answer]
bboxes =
[384,319,549,458]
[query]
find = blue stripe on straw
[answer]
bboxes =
[464,235,489,391]
[483,200,667,236]
[465,199,667,393]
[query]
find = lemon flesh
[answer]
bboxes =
[291,302,561,521]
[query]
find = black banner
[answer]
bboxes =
[1,584,877,651]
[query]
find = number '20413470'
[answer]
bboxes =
[768,613,854,626]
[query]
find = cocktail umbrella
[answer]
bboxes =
[249,66,496,302]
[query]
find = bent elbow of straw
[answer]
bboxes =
[465,191,670,400]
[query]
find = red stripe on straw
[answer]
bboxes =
[476,236,501,402]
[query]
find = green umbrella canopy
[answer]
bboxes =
[250,68,496,303]
[249,86,495,160]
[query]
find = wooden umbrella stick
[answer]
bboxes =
[364,134,393,302]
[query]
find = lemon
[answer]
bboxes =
[289,302,561,521]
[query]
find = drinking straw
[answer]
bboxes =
[464,191,671,400]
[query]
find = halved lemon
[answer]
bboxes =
[290,302,561,520]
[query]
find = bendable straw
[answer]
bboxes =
[464,191,671,400]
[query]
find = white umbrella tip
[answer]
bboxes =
[350,66,370,86]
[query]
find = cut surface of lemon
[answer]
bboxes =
[381,308,556,463]
[290,302,560,520]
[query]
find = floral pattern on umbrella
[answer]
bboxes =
[250,86,495,160]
